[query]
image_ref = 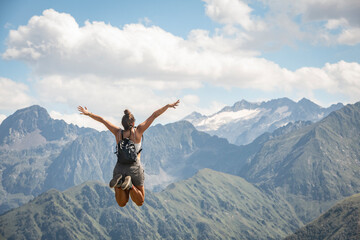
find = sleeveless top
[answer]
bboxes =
[118,128,142,154]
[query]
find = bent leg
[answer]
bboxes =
[130,185,145,206]
[114,187,129,207]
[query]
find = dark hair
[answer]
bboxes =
[122,109,135,130]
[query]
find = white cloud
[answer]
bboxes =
[325,18,348,30]
[36,74,183,124]
[2,8,360,125]
[201,0,360,47]
[0,78,34,110]
[337,27,360,46]
[0,114,6,124]
[294,61,360,102]
[264,0,360,46]
[50,111,107,131]
[203,0,265,31]
[183,95,200,105]
[302,0,360,26]
[197,101,227,116]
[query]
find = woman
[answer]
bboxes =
[77,100,180,207]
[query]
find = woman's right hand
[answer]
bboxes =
[78,106,90,116]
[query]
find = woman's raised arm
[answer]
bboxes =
[136,100,180,135]
[78,106,120,136]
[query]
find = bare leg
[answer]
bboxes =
[114,187,130,207]
[130,185,145,206]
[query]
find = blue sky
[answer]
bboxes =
[1,0,359,129]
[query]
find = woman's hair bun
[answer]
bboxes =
[124,109,131,115]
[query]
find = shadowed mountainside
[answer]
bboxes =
[284,193,360,240]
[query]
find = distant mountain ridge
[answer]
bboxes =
[0,105,94,150]
[184,98,343,145]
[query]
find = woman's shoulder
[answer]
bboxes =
[134,127,143,143]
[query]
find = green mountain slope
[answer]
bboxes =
[240,102,360,222]
[284,193,360,240]
[0,169,302,240]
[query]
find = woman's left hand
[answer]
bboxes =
[168,100,180,109]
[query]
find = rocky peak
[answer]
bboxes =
[0,105,94,147]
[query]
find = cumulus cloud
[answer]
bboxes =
[203,0,265,31]
[294,61,360,101]
[0,78,34,110]
[202,0,360,46]
[50,111,108,131]
[2,8,359,125]
[302,0,360,26]
[0,114,6,124]
[279,0,360,45]
[35,74,183,124]
[337,28,360,46]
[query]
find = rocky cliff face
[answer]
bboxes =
[0,105,93,149]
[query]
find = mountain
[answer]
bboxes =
[0,169,302,240]
[239,102,360,222]
[1,101,359,228]
[0,105,92,150]
[0,106,249,213]
[0,105,96,213]
[141,121,248,191]
[184,98,343,145]
[284,193,360,240]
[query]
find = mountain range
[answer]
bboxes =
[239,102,360,222]
[184,98,343,145]
[0,99,359,238]
[0,169,303,240]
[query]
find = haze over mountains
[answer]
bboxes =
[0,98,359,239]
[184,98,343,145]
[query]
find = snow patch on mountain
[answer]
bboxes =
[184,98,344,145]
[196,109,261,131]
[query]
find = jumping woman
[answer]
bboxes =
[77,100,180,207]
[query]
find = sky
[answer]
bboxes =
[1,0,359,130]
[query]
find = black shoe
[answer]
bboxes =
[109,174,122,188]
[120,176,133,190]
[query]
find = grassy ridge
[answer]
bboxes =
[285,193,360,240]
[0,169,302,240]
